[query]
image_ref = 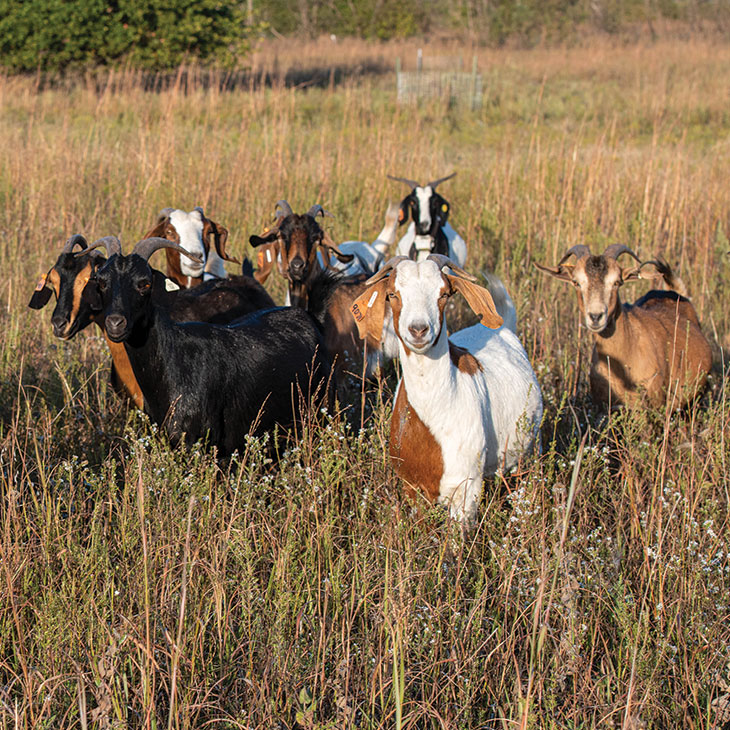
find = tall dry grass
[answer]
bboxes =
[0,37,729,729]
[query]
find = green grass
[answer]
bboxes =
[1,38,730,728]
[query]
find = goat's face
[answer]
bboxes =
[144,208,236,288]
[535,246,642,334]
[92,254,154,343]
[350,256,502,354]
[388,260,450,353]
[29,251,104,340]
[399,186,450,239]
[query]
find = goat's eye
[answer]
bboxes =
[387,292,399,302]
[439,292,449,300]
[97,279,107,292]
[137,280,151,292]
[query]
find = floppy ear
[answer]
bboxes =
[249,229,280,248]
[203,217,239,263]
[82,278,103,311]
[445,275,503,329]
[254,241,279,285]
[322,243,355,266]
[350,279,389,347]
[621,265,643,282]
[533,260,575,282]
[28,272,53,309]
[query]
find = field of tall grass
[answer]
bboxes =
[1,36,729,729]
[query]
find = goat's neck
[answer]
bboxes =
[397,320,457,412]
[592,299,632,358]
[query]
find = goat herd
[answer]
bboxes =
[29,175,713,526]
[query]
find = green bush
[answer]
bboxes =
[0,0,250,72]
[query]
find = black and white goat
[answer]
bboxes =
[390,174,467,267]
[84,236,331,452]
[350,255,542,526]
[143,207,240,288]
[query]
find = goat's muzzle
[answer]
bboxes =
[51,314,72,340]
[288,257,307,281]
[586,310,608,333]
[105,313,129,342]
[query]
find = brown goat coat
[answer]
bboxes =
[591,295,711,407]
[105,335,145,410]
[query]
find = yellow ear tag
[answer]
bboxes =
[263,226,270,233]
[442,204,448,212]
[35,273,47,291]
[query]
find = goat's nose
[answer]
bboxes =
[105,314,127,335]
[588,312,604,326]
[51,314,67,333]
[289,258,306,279]
[408,323,429,340]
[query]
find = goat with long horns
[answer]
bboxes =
[535,244,712,408]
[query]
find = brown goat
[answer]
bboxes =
[535,244,712,408]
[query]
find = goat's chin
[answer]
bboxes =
[105,328,129,343]
[402,337,434,354]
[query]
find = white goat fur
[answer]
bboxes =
[168,209,228,281]
[367,260,542,524]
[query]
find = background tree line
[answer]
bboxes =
[0,0,728,73]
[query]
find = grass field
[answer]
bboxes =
[1,36,730,729]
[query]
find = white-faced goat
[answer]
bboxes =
[350,255,543,526]
[390,174,467,267]
[143,207,240,288]
[85,236,331,453]
[535,244,712,408]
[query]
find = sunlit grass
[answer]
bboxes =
[0,37,729,728]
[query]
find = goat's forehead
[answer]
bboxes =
[169,209,204,233]
[415,186,433,209]
[394,260,443,292]
[575,256,621,286]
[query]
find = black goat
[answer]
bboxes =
[389,173,467,266]
[29,235,275,409]
[87,237,332,453]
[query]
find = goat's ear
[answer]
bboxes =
[533,261,575,282]
[322,243,355,266]
[434,194,450,221]
[446,275,503,329]
[28,272,53,309]
[351,279,389,347]
[621,265,643,282]
[203,217,240,264]
[249,229,279,247]
[254,241,278,285]
[397,197,411,226]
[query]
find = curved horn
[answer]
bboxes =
[76,235,122,258]
[426,172,456,189]
[62,234,88,253]
[387,174,420,190]
[274,200,294,220]
[156,207,175,222]
[306,204,334,219]
[132,237,203,264]
[603,244,641,263]
[558,245,592,265]
[364,256,410,286]
[426,253,478,282]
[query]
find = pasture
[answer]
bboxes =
[1,36,730,728]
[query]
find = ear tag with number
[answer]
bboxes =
[35,273,47,291]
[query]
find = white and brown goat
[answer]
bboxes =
[350,255,543,526]
[535,244,712,408]
[143,207,239,288]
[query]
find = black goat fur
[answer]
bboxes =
[93,252,333,453]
